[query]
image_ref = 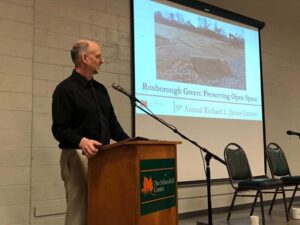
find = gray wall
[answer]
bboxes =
[0,0,299,224]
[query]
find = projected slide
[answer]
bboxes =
[134,0,262,121]
[155,11,246,90]
[133,0,264,181]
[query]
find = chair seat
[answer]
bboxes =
[239,178,283,188]
[281,176,300,184]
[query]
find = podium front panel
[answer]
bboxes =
[88,140,179,225]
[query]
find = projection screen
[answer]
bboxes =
[132,0,265,182]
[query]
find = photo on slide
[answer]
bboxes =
[155,11,246,90]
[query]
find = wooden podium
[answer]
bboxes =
[88,140,180,225]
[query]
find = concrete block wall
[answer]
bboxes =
[0,0,33,224]
[0,0,300,224]
[0,0,131,224]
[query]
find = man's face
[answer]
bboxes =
[84,42,104,74]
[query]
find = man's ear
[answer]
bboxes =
[81,53,88,64]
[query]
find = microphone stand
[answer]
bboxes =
[128,96,226,225]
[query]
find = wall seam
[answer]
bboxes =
[29,0,36,224]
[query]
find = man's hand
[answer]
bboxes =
[79,137,102,158]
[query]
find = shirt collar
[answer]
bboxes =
[71,70,95,87]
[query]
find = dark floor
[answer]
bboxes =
[179,201,300,225]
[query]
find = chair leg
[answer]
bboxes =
[282,187,289,221]
[269,188,278,215]
[250,190,259,216]
[288,184,298,211]
[259,190,266,225]
[227,190,238,221]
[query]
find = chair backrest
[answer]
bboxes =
[266,142,291,177]
[224,143,252,185]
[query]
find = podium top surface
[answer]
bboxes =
[101,139,181,150]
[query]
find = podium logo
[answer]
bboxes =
[141,176,155,195]
[140,159,176,215]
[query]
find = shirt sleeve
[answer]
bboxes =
[52,85,83,148]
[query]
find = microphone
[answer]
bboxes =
[112,83,141,103]
[287,130,300,136]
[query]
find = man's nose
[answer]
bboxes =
[99,57,104,64]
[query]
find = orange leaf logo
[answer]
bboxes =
[141,176,153,195]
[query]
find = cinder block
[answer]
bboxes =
[104,59,130,75]
[35,12,80,36]
[92,11,118,30]
[34,45,72,66]
[70,0,107,13]
[0,204,29,224]
[0,185,30,205]
[32,147,60,166]
[94,71,119,87]
[31,181,65,202]
[33,63,64,81]
[102,42,119,58]
[0,18,33,41]
[119,46,130,61]
[31,165,61,183]
[0,74,32,93]
[119,73,131,89]
[33,79,58,97]
[79,24,107,42]
[32,129,58,148]
[0,110,31,129]
[0,147,31,167]
[0,128,31,148]
[33,96,51,114]
[34,29,77,51]
[0,166,30,186]
[0,1,33,23]
[32,113,51,133]
[35,0,90,24]
[116,102,131,118]
[118,31,130,47]
[107,0,130,18]
[0,36,33,58]
[0,55,32,76]
[0,92,32,111]
[118,16,130,33]
[107,29,118,44]
[6,0,33,7]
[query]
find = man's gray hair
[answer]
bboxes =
[70,40,90,66]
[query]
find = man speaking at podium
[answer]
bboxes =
[51,39,129,225]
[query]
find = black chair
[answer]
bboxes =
[224,143,289,225]
[267,142,300,213]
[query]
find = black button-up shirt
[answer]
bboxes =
[52,70,129,149]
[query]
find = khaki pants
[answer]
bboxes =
[60,149,88,225]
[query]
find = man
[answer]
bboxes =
[52,40,129,225]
